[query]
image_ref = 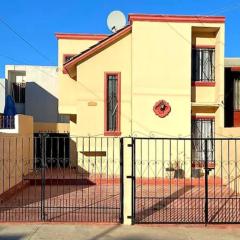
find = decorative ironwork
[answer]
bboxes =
[0,136,123,223]
[192,48,215,82]
[131,137,240,224]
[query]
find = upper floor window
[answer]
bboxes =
[192,48,215,82]
[63,54,74,64]
[12,82,25,103]
[191,117,215,164]
[104,73,121,136]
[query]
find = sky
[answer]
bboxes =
[0,0,239,78]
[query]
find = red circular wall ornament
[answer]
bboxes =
[153,100,171,118]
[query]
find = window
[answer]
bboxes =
[12,82,25,103]
[192,48,215,82]
[63,54,74,64]
[234,78,240,111]
[191,118,215,164]
[104,73,121,136]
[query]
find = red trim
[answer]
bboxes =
[192,45,215,49]
[231,67,240,72]
[55,33,108,40]
[64,26,132,72]
[192,81,215,87]
[233,111,240,127]
[192,115,215,120]
[104,72,121,136]
[128,14,225,24]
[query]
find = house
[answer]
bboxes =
[0,13,240,224]
[58,14,229,139]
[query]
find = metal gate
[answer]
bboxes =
[0,135,123,222]
[131,137,240,224]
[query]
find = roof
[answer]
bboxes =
[55,33,108,40]
[63,25,132,74]
[128,14,225,23]
[63,13,226,75]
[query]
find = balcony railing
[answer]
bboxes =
[0,115,15,129]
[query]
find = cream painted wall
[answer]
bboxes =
[131,21,192,137]
[74,34,132,136]
[58,39,100,114]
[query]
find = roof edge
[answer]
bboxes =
[128,14,225,24]
[55,33,109,40]
[64,25,132,73]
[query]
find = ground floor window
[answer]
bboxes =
[104,72,121,136]
[191,117,215,164]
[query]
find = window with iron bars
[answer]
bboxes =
[192,48,215,82]
[12,82,25,103]
[105,74,120,133]
[191,118,215,164]
[234,78,240,110]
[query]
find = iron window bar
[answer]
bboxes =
[192,48,215,82]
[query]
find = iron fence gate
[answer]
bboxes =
[131,137,240,224]
[0,135,123,222]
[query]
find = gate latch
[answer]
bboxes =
[126,175,135,179]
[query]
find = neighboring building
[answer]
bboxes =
[0,78,5,113]
[4,65,69,133]
[224,58,240,127]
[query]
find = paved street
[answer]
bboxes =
[0,224,240,240]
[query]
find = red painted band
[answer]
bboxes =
[128,14,225,24]
[192,115,215,120]
[231,67,240,72]
[55,33,108,40]
[192,82,215,87]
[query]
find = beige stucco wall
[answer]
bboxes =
[57,19,226,180]
[58,38,100,115]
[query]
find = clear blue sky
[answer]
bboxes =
[0,0,239,77]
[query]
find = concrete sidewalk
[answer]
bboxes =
[0,224,240,240]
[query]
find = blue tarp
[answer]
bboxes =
[4,95,16,116]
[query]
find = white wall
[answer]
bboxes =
[0,78,5,113]
[5,65,59,123]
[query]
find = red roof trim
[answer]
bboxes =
[64,25,132,72]
[231,67,240,72]
[128,14,225,24]
[55,33,108,40]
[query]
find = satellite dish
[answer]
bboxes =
[107,11,126,33]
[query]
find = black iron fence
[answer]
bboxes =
[1,135,240,224]
[0,115,15,129]
[131,137,240,224]
[0,135,123,223]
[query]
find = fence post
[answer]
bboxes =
[40,134,46,221]
[122,137,134,225]
[204,139,209,225]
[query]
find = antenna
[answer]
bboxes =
[107,11,126,33]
